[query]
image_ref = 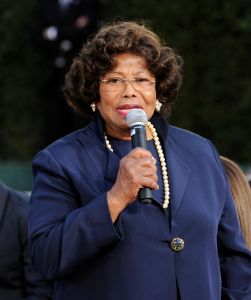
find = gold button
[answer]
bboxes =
[170,237,185,252]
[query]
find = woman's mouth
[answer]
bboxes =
[117,105,143,117]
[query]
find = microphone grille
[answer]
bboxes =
[126,109,148,128]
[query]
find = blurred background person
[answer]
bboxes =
[33,0,100,145]
[221,156,251,250]
[246,169,251,188]
[0,181,52,299]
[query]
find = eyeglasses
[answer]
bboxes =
[99,77,156,92]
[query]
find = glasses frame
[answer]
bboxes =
[99,78,156,92]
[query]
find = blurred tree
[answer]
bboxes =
[0,0,251,164]
[0,0,44,160]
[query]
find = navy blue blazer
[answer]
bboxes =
[29,113,251,300]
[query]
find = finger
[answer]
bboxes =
[120,156,156,173]
[138,165,158,178]
[133,156,157,168]
[129,147,153,159]
[140,177,159,190]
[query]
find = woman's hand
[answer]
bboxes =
[107,147,158,221]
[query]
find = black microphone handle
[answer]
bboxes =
[131,125,153,204]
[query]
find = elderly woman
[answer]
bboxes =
[29,21,251,300]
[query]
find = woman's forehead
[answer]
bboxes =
[109,53,150,73]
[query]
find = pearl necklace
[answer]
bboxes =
[104,121,170,209]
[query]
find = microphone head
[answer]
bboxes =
[126,109,148,128]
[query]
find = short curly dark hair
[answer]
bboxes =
[64,20,183,119]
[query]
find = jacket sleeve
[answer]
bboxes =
[23,242,54,300]
[12,190,53,300]
[209,142,251,298]
[28,149,123,280]
[218,186,251,299]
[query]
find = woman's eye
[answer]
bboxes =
[107,78,123,84]
[135,78,150,83]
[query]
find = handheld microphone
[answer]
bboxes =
[126,109,152,204]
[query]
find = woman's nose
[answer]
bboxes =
[122,80,137,96]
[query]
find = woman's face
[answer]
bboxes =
[97,53,157,139]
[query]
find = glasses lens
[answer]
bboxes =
[100,78,123,91]
[132,78,154,91]
[100,78,155,91]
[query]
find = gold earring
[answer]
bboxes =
[155,99,162,112]
[90,102,96,112]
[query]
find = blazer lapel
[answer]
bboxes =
[77,113,120,192]
[104,150,120,187]
[167,147,191,219]
[152,114,191,218]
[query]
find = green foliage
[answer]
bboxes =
[0,0,251,164]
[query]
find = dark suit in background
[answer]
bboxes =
[0,182,52,299]
[34,0,100,145]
